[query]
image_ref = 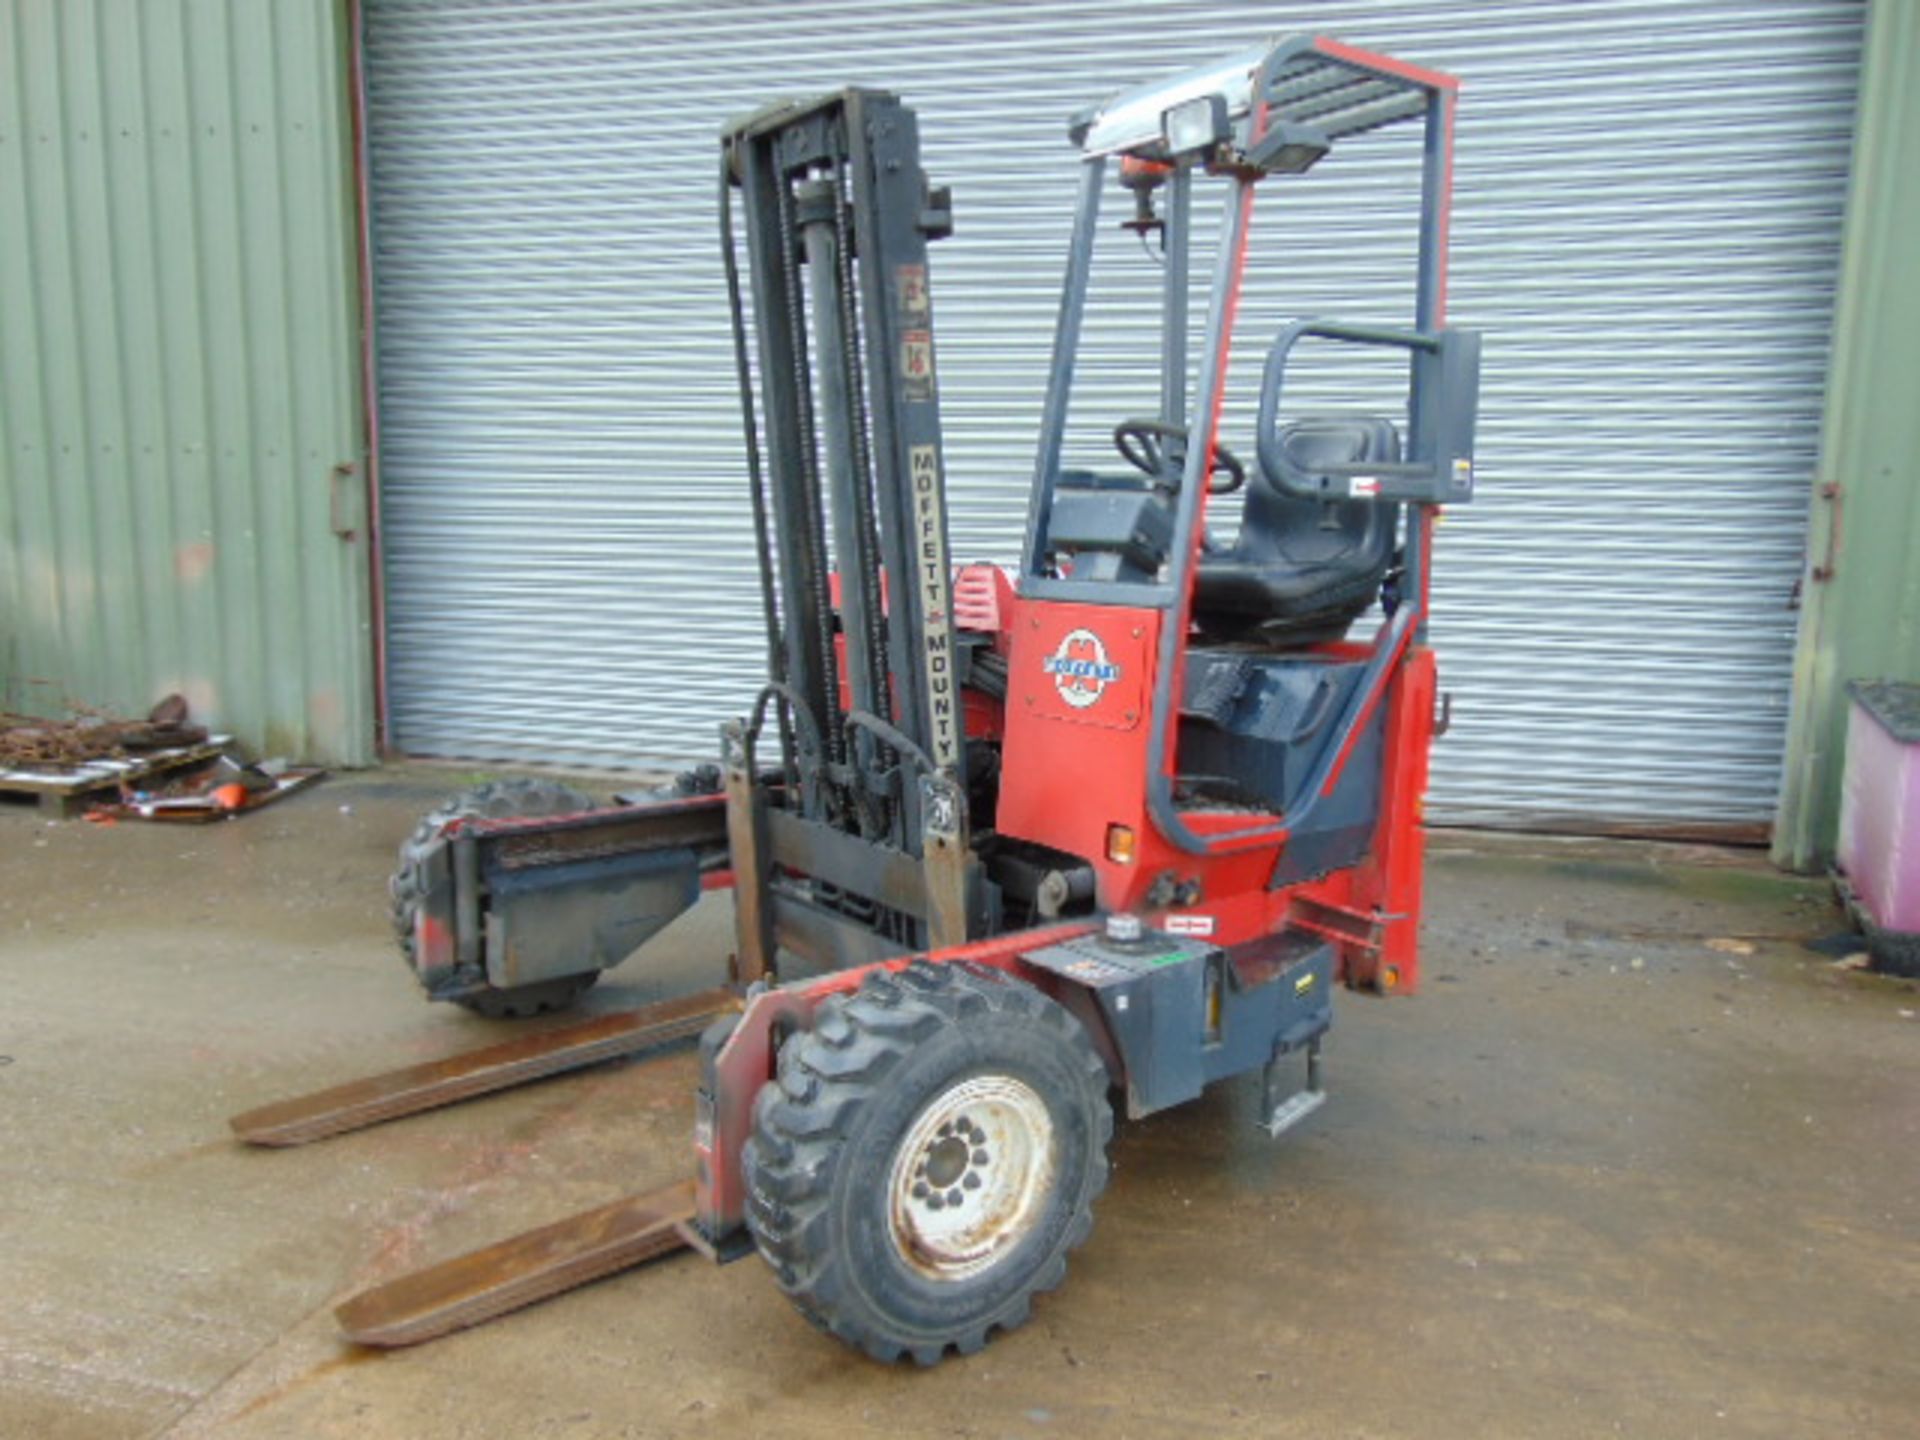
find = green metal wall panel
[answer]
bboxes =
[1774,0,1920,868]
[0,0,372,764]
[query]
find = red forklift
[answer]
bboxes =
[235,35,1478,1365]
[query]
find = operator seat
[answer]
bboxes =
[1193,417,1399,646]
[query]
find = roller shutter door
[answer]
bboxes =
[364,0,1862,828]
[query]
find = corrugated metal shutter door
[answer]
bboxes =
[365,0,1862,827]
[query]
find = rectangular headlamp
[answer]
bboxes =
[1162,94,1230,158]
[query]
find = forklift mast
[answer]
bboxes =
[720,92,973,967]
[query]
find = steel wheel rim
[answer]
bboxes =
[886,1074,1055,1282]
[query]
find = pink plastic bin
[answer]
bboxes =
[1836,682,1920,969]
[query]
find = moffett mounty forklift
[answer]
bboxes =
[234,35,1479,1365]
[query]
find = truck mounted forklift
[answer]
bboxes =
[233,35,1480,1365]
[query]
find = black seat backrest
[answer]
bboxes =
[1234,417,1397,573]
[1193,417,1400,644]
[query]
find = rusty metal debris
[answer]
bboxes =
[0,692,208,769]
[230,987,740,1146]
[88,761,328,824]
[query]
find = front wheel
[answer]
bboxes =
[743,961,1112,1365]
[389,777,602,1017]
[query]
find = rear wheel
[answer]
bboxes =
[389,778,601,1018]
[743,961,1111,1364]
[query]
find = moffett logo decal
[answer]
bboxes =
[1044,628,1121,709]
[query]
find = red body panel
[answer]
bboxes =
[995,598,1159,909]
[1348,643,1436,991]
[831,562,1009,739]
[994,587,1437,988]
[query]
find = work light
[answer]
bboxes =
[1162,94,1229,157]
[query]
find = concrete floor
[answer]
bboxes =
[2,766,1917,1440]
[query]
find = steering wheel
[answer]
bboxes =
[1112,418,1246,495]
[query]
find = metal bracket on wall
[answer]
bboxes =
[330,461,361,541]
[1810,480,1843,583]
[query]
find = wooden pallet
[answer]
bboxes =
[0,735,232,817]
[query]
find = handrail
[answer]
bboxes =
[1256,318,1440,500]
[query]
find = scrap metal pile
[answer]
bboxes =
[0,694,207,769]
